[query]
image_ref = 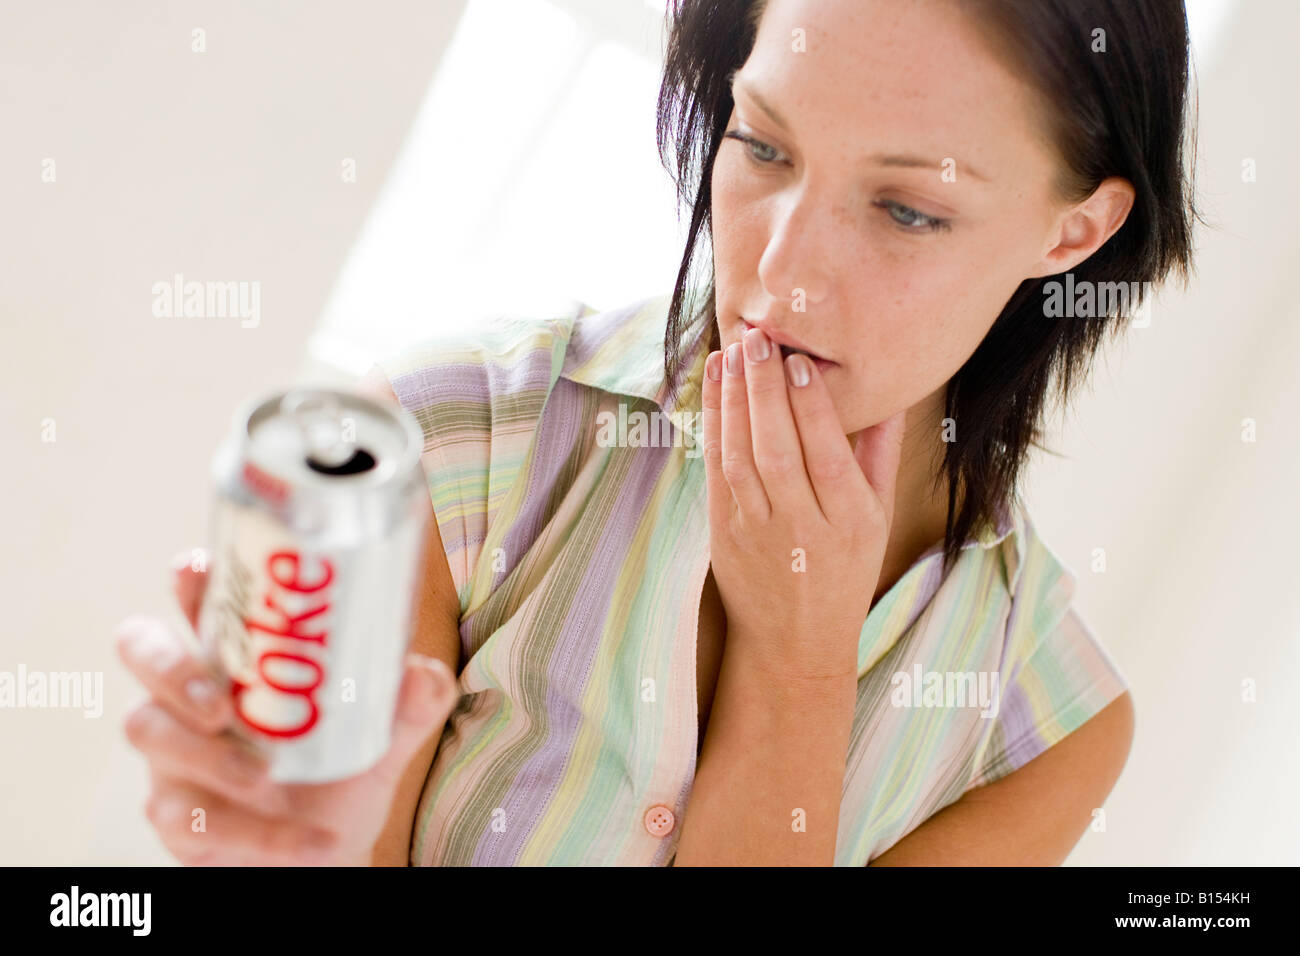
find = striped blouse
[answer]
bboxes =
[377,291,1130,866]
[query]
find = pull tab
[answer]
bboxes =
[280,390,354,468]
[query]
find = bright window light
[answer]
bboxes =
[307,0,682,376]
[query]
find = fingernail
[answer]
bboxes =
[706,351,722,382]
[185,677,222,714]
[724,342,743,376]
[743,327,770,362]
[785,353,811,388]
[171,548,207,574]
[408,655,453,699]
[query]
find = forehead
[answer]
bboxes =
[741,0,1051,184]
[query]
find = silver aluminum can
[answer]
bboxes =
[195,387,428,783]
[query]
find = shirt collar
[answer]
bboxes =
[559,292,710,435]
[972,495,1025,595]
[558,291,1025,589]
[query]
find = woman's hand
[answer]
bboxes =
[700,327,907,681]
[115,549,459,866]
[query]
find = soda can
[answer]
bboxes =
[194,387,428,783]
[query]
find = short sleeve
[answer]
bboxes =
[374,313,571,620]
[966,605,1130,790]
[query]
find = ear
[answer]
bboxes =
[1027,176,1136,279]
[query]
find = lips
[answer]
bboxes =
[740,318,836,371]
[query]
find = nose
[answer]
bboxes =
[756,188,838,309]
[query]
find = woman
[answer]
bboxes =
[117,0,1196,865]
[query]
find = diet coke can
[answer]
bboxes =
[194,387,428,783]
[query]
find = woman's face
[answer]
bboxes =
[711,0,1079,435]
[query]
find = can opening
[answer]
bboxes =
[279,390,379,477]
[306,446,377,475]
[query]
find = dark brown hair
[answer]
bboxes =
[655,0,1200,574]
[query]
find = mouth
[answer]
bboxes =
[740,319,837,372]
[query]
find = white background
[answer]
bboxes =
[0,0,1294,865]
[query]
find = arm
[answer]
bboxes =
[355,364,463,867]
[870,690,1135,865]
[672,631,858,867]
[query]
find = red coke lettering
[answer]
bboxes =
[235,549,334,738]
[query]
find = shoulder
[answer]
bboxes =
[358,303,617,484]
[373,306,582,416]
[365,290,693,443]
[1002,505,1093,662]
[1003,504,1129,696]
[353,303,591,617]
[969,504,1133,787]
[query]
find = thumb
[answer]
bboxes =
[171,548,211,632]
[388,654,457,755]
[850,408,908,521]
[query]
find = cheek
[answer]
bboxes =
[871,244,1025,362]
[836,265,1011,419]
[852,262,979,366]
[710,155,771,267]
[852,301,964,403]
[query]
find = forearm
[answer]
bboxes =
[369,724,445,865]
[673,634,858,866]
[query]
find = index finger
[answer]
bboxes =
[115,615,232,735]
[170,547,210,630]
[783,353,873,526]
[700,349,734,534]
[742,328,821,518]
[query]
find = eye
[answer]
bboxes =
[875,199,952,234]
[723,130,787,167]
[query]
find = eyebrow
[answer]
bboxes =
[730,74,993,184]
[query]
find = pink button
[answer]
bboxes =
[644,804,676,837]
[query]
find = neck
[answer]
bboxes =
[870,383,951,606]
